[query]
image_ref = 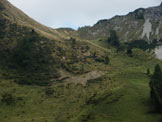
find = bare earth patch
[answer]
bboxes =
[64,71,103,86]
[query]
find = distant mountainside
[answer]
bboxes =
[77,3,162,42]
[2,0,162,43]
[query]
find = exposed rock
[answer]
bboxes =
[141,18,152,42]
[77,4,162,42]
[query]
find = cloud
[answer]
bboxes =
[8,0,161,29]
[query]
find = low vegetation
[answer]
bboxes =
[126,39,159,51]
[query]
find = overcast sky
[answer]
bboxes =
[8,0,161,30]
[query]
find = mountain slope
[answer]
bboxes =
[77,3,162,42]
[0,1,162,122]
[0,0,108,86]
[0,0,76,40]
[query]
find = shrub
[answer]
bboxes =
[146,68,150,76]
[126,48,133,56]
[69,37,76,47]
[11,32,60,85]
[1,93,14,105]
[93,51,97,58]
[0,18,6,38]
[45,87,54,96]
[105,55,110,65]
[0,3,5,11]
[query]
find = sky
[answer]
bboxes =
[8,0,161,30]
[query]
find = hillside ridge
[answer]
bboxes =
[76,3,162,42]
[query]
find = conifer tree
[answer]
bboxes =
[150,64,162,112]
[107,30,120,47]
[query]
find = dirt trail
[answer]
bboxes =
[64,71,103,86]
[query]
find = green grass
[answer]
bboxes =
[0,1,162,121]
[0,47,161,122]
[88,71,161,122]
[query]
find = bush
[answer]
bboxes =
[1,93,14,105]
[69,37,76,47]
[0,2,5,11]
[10,32,60,85]
[12,32,54,70]
[126,48,133,57]
[0,18,6,38]
[45,87,54,96]
[105,55,110,65]
[146,68,150,76]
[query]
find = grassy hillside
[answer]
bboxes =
[0,0,78,40]
[0,47,162,122]
[0,0,162,122]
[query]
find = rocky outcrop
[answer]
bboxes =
[77,3,162,42]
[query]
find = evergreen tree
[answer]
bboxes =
[105,55,110,65]
[150,64,162,112]
[152,64,162,80]
[107,30,120,47]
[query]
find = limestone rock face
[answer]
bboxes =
[77,3,162,42]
